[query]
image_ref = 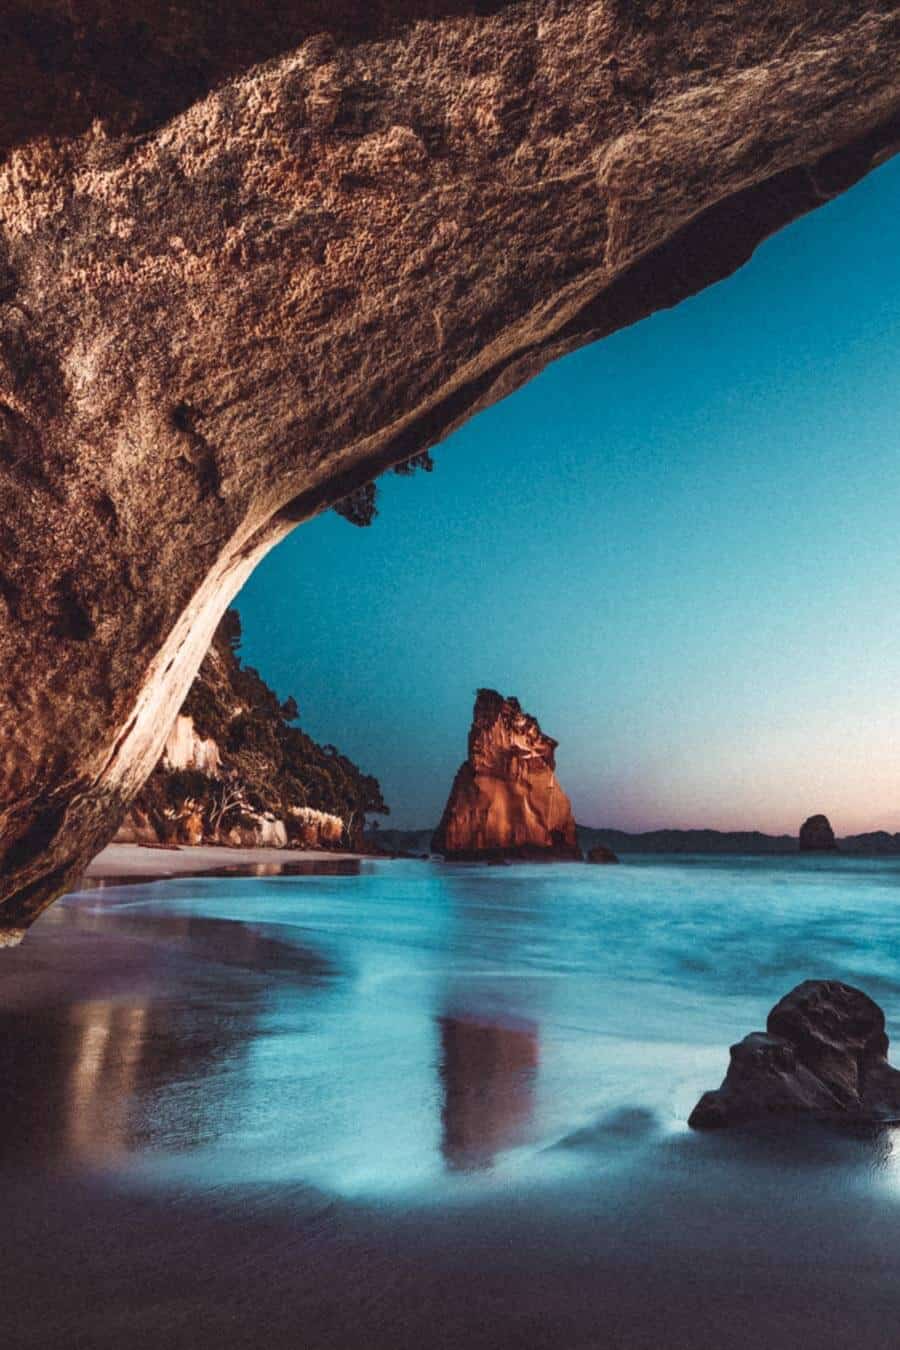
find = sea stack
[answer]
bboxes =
[432,689,581,861]
[799,814,838,852]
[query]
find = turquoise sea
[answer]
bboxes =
[7,855,900,1348]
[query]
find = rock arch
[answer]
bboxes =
[1,1,898,936]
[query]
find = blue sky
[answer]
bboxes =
[237,155,900,835]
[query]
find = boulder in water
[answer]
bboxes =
[689,980,900,1129]
[587,845,620,864]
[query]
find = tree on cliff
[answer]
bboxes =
[219,608,243,654]
[138,610,388,844]
[333,452,435,526]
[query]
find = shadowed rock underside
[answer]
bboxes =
[1,2,899,933]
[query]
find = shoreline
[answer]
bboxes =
[10,851,900,1350]
[81,841,368,886]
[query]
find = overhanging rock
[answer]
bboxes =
[1,2,898,931]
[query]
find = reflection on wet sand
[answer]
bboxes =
[80,857,362,890]
[0,911,338,1166]
[48,896,338,978]
[66,1001,149,1160]
[437,1013,539,1172]
[0,994,251,1164]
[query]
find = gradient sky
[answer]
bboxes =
[236,156,900,836]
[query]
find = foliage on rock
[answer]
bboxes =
[333,451,435,525]
[132,610,388,847]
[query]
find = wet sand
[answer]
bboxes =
[8,1139,900,1350]
[7,861,900,1348]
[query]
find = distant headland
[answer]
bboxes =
[578,820,900,857]
[375,819,900,859]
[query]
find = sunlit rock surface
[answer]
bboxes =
[689,980,900,1129]
[1,3,899,930]
[432,689,580,860]
[162,716,223,779]
[114,610,384,850]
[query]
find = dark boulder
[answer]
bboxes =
[689,980,900,1129]
[799,814,838,851]
[587,845,620,864]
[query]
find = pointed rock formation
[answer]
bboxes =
[432,690,580,862]
[799,814,838,851]
[689,980,900,1129]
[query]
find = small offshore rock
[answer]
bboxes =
[799,814,838,851]
[587,844,619,864]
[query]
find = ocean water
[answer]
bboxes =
[8,855,900,1348]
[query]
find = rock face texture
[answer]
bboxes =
[689,980,900,1129]
[587,844,620,864]
[799,814,839,851]
[1,5,898,934]
[432,689,580,860]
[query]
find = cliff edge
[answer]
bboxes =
[118,610,387,851]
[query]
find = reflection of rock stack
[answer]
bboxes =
[437,1013,539,1171]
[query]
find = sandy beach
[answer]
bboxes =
[82,842,366,885]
